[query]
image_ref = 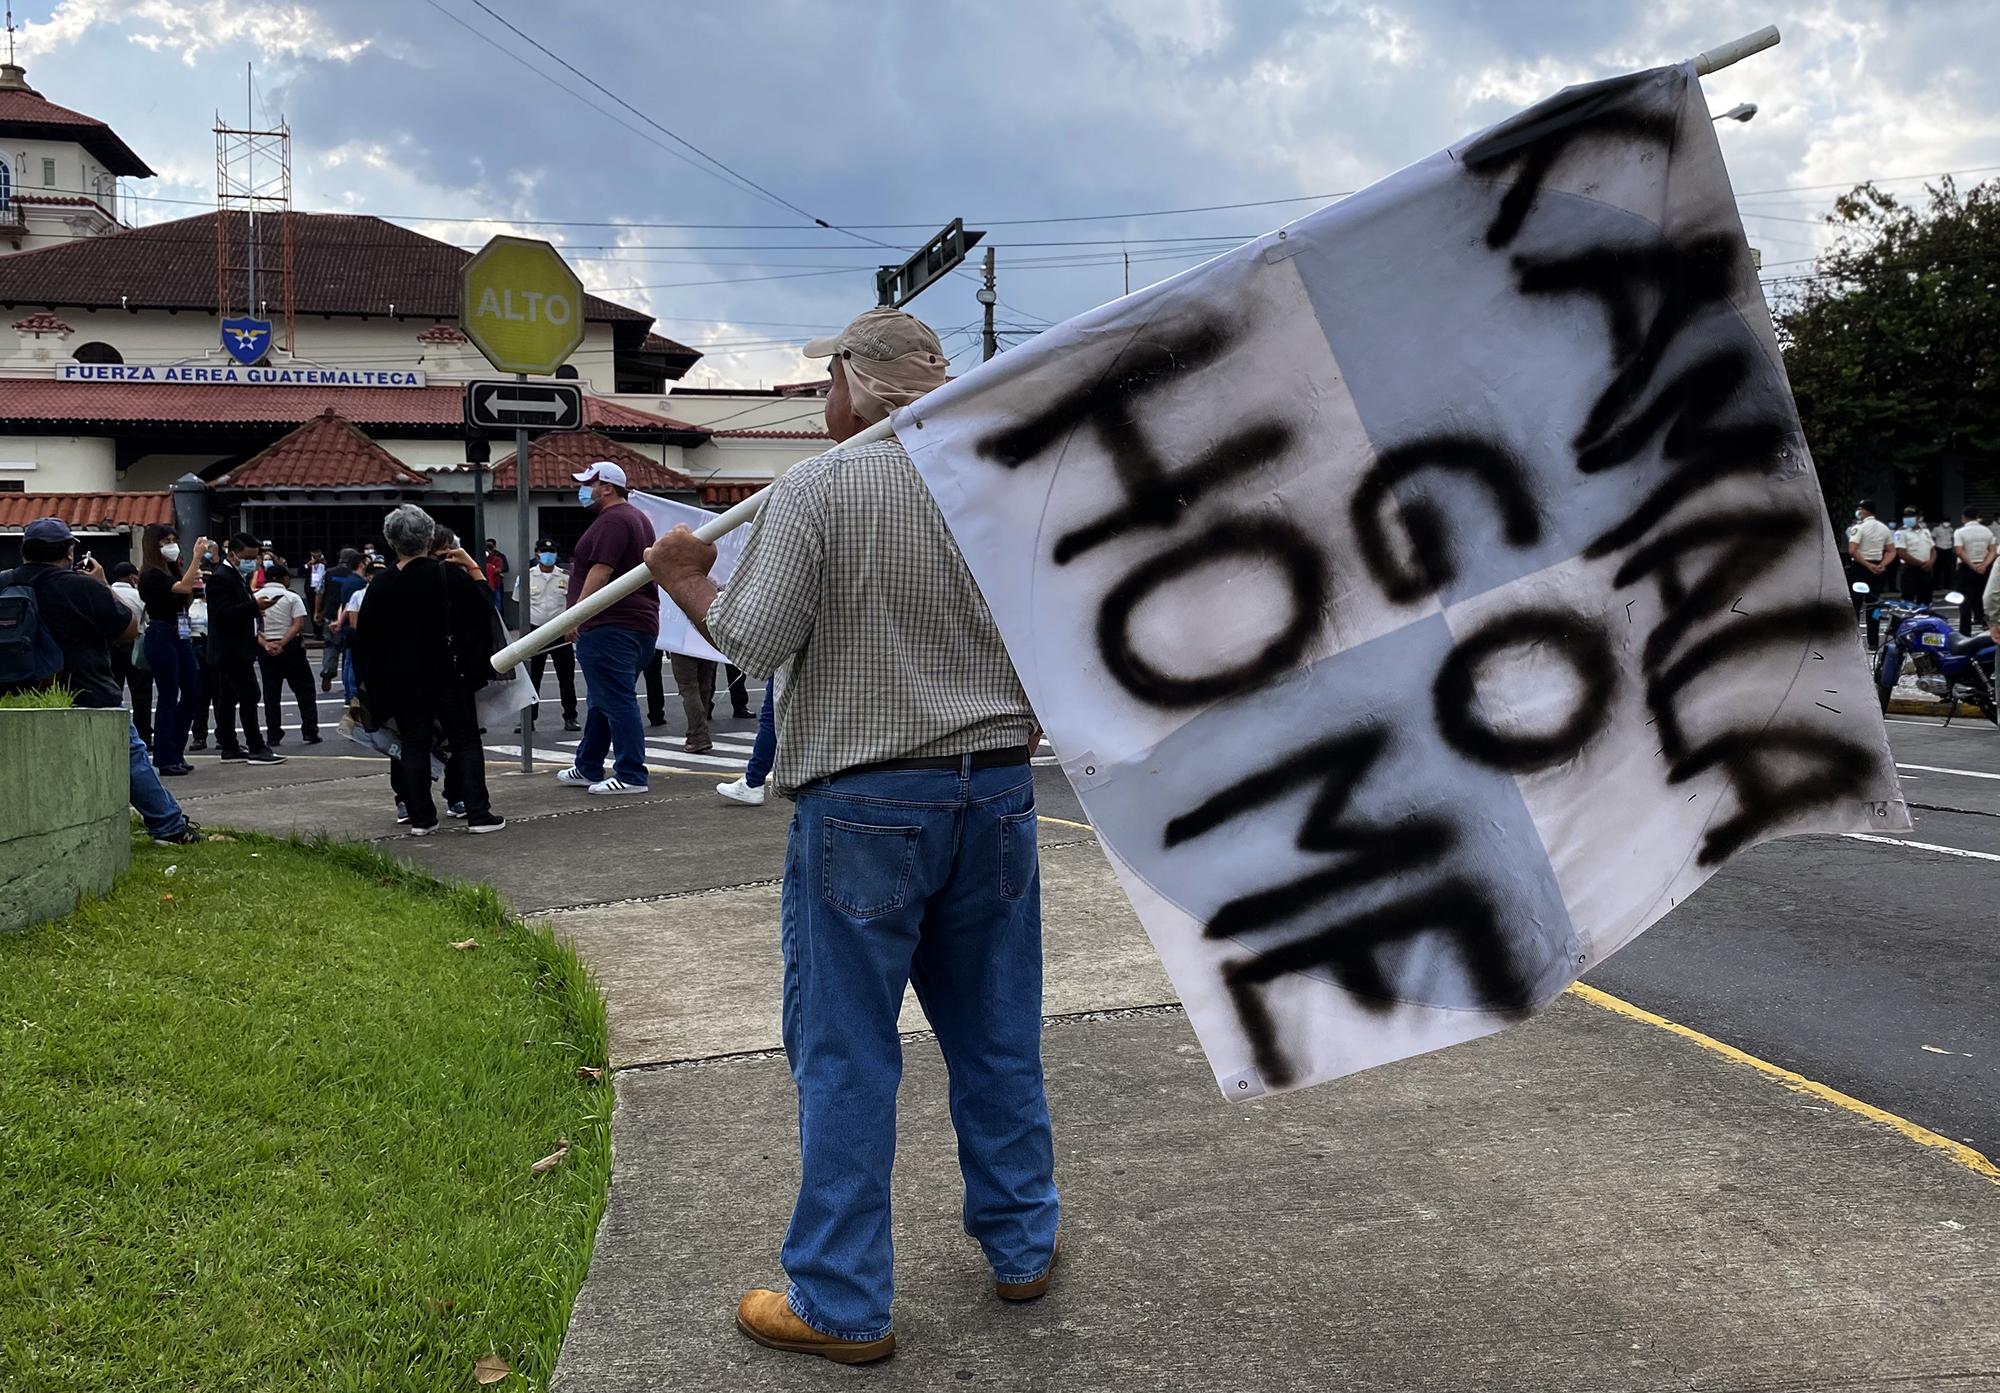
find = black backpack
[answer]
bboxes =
[0,567,66,689]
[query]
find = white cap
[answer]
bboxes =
[572,460,628,490]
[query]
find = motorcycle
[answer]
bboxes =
[1856,582,1998,724]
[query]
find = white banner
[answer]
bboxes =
[896,64,1908,1098]
[630,491,750,664]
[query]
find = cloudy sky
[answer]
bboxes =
[13,0,1998,387]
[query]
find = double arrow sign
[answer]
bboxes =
[463,379,585,434]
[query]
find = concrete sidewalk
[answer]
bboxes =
[556,1000,1998,1393]
[214,762,2000,1391]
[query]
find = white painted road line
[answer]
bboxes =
[1842,833,2000,863]
[1898,763,2000,782]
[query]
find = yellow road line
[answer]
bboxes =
[1568,981,2000,1186]
[1039,813,1094,833]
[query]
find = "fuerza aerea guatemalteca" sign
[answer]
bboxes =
[57,364,427,387]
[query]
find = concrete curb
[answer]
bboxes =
[1885,698,1987,718]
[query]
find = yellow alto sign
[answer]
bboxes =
[460,235,586,376]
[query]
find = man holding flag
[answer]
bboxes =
[645,309,1060,1364]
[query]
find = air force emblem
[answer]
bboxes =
[221,316,273,366]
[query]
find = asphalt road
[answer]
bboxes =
[187,659,1998,1159]
[1588,714,2000,1157]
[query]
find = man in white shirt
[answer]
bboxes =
[524,540,579,732]
[1953,508,1995,634]
[255,563,319,744]
[108,560,153,747]
[1893,508,1935,604]
[1847,499,1895,649]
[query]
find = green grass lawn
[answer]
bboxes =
[0,833,613,1392]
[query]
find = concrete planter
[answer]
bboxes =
[0,707,131,933]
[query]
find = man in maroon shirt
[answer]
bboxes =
[558,461,659,795]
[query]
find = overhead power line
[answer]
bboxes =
[449,0,902,254]
[37,156,2000,249]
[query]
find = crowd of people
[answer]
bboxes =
[3,494,779,845]
[1848,500,1999,648]
[0,517,204,844]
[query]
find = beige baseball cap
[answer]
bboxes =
[803,308,946,364]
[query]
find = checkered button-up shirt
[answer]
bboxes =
[706,436,1036,796]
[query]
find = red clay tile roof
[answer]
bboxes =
[0,379,707,436]
[216,410,433,489]
[415,325,468,344]
[640,330,699,358]
[11,312,71,335]
[698,481,766,507]
[0,211,653,323]
[12,194,109,210]
[708,427,832,440]
[489,429,695,491]
[0,490,174,531]
[0,84,154,176]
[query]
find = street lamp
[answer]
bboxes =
[1714,102,1758,123]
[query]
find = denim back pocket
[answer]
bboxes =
[821,818,922,919]
[998,809,1038,901]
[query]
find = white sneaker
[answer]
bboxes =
[556,767,593,786]
[588,777,648,796]
[716,776,767,806]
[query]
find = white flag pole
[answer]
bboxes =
[1694,24,1779,76]
[490,414,896,673]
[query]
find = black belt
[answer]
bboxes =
[836,744,1031,778]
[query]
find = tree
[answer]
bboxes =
[1775,177,2000,516]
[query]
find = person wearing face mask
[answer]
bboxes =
[1893,508,1934,604]
[557,462,657,796]
[1847,499,1894,650]
[525,540,580,732]
[137,523,212,775]
[203,530,286,765]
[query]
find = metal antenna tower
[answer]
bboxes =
[214,66,294,354]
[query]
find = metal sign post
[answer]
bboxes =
[460,234,588,776]
[515,371,532,773]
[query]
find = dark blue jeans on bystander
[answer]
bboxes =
[777,757,1058,1343]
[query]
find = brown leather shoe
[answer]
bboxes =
[995,1233,1062,1302]
[735,1289,895,1364]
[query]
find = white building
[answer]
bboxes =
[0,62,834,571]
[0,59,150,254]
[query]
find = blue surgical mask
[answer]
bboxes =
[237,559,257,576]
[1903,516,1917,527]
[578,485,594,507]
[538,551,557,567]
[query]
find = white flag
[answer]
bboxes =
[629,491,751,664]
[895,64,1908,1097]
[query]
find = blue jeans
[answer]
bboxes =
[574,626,651,786]
[128,718,187,839]
[142,619,202,769]
[746,679,777,788]
[780,759,1058,1342]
